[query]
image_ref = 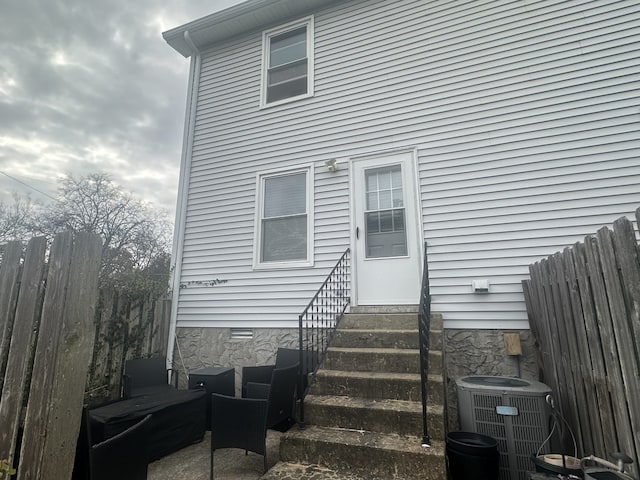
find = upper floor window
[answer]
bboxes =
[261,17,314,107]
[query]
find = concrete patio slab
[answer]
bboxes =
[147,431,282,480]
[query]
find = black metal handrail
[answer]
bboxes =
[298,248,350,426]
[418,241,432,447]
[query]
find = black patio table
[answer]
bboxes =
[89,387,206,461]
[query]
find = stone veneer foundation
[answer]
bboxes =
[172,326,542,433]
[172,327,298,395]
[443,329,540,432]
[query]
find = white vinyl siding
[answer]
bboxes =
[176,0,640,329]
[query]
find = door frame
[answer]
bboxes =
[349,147,424,307]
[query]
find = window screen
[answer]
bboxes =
[261,172,308,262]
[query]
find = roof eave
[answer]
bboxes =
[163,0,343,57]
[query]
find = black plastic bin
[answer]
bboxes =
[446,431,500,480]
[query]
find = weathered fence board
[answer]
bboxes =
[85,289,171,403]
[40,232,102,479]
[552,252,591,455]
[562,248,605,456]
[532,261,563,405]
[584,234,635,464]
[18,231,75,479]
[573,242,619,454]
[612,217,640,352]
[523,209,640,478]
[0,237,47,463]
[598,226,640,467]
[152,298,171,358]
[543,258,580,443]
[0,242,23,390]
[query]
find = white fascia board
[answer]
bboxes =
[163,0,343,57]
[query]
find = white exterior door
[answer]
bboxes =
[352,151,422,305]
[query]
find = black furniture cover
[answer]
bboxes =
[89,388,206,461]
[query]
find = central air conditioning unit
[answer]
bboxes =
[456,375,553,480]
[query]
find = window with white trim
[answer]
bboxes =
[261,17,314,107]
[254,167,313,267]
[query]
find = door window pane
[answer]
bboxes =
[378,170,391,190]
[379,190,391,209]
[367,173,378,192]
[391,168,402,188]
[392,189,403,207]
[393,209,405,231]
[364,165,407,258]
[366,212,379,234]
[379,210,393,232]
[367,192,378,211]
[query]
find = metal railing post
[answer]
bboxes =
[418,241,432,447]
[298,312,305,428]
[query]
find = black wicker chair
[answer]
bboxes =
[210,394,268,480]
[241,347,317,402]
[122,356,178,398]
[74,407,152,480]
[210,362,299,480]
[90,414,152,480]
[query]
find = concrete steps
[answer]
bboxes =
[332,328,420,349]
[277,426,446,480]
[324,346,442,375]
[303,394,445,439]
[312,369,445,404]
[262,462,369,480]
[261,307,446,480]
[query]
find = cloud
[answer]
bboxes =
[0,0,246,216]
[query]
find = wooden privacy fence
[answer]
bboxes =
[522,208,640,478]
[0,232,102,480]
[86,290,171,403]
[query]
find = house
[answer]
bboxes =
[163,0,640,386]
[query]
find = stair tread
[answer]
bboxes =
[261,462,370,480]
[315,369,442,381]
[328,346,442,356]
[283,425,445,455]
[328,346,421,354]
[349,305,419,313]
[336,328,419,333]
[305,394,443,415]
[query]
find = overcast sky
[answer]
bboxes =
[0,0,246,218]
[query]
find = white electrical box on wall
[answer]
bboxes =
[472,279,490,293]
[456,375,553,480]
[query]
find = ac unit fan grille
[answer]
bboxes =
[469,391,551,480]
[472,393,511,480]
